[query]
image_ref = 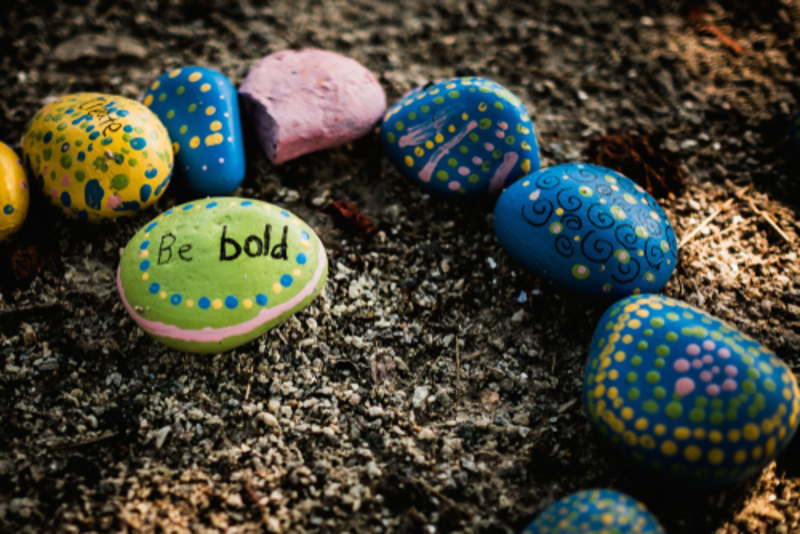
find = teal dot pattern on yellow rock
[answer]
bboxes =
[380,77,540,198]
[21,93,173,222]
[522,489,665,534]
[584,294,800,486]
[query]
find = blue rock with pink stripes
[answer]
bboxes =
[380,77,540,199]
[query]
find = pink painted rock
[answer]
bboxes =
[239,49,386,164]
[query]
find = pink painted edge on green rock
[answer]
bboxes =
[116,245,326,343]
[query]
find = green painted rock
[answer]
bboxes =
[117,198,328,353]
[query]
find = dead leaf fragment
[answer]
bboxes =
[588,134,687,199]
[321,200,377,235]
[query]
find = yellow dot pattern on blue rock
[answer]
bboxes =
[380,77,540,198]
[523,489,665,534]
[142,66,245,196]
[584,294,800,485]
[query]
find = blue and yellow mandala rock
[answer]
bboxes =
[584,294,800,485]
[523,490,665,534]
[117,198,327,354]
[143,66,245,196]
[381,77,540,198]
[22,93,173,222]
[493,163,677,300]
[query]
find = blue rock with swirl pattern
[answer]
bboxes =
[493,163,677,300]
[381,77,540,198]
[143,66,245,196]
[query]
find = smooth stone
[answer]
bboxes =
[239,49,386,164]
[493,163,677,300]
[22,93,173,222]
[523,490,665,534]
[143,66,245,196]
[584,294,800,486]
[0,141,29,242]
[117,198,328,353]
[381,77,540,198]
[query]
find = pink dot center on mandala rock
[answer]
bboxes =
[458,166,470,176]
[700,371,713,382]
[686,344,701,356]
[722,379,737,391]
[692,359,703,369]
[674,359,690,372]
[706,384,721,396]
[472,156,482,165]
[703,355,714,364]
[718,348,731,358]
[703,340,716,351]
[675,377,696,396]
[725,365,738,377]
[448,181,460,191]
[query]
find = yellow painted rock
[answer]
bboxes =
[22,93,174,222]
[0,141,29,241]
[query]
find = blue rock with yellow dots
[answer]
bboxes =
[143,66,245,196]
[381,77,540,198]
[493,163,677,301]
[523,489,665,534]
[584,294,800,486]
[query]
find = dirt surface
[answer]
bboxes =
[2,0,800,532]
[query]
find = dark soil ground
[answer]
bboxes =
[2,0,800,532]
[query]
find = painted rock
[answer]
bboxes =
[22,93,173,222]
[117,198,328,353]
[143,66,245,196]
[584,294,800,485]
[493,163,677,300]
[523,490,665,534]
[381,77,540,198]
[0,141,29,242]
[239,49,386,164]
